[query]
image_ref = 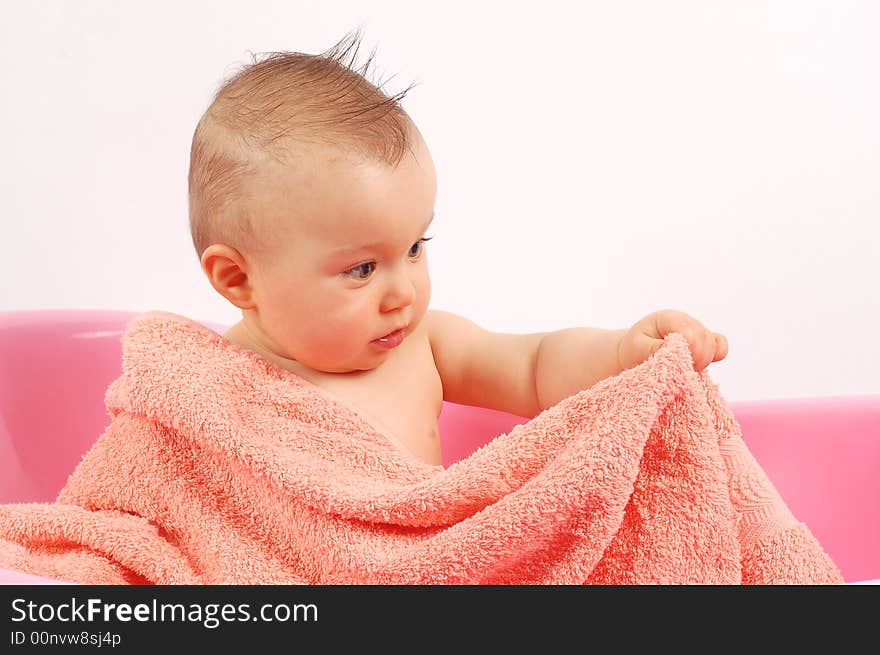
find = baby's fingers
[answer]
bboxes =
[694,331,728,370]
[712,333,728,362]
[685,327,722,371]
[690,329,715,371]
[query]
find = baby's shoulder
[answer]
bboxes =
[421,308,491,378]
[422,309,481,344]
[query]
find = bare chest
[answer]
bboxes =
[310,332,444,466]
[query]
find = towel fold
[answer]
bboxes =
[0,312,843,584]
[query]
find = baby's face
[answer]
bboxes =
[243,133,437,374]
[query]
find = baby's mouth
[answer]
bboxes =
[372,327,406,349]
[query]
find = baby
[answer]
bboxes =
[188,33,728,467]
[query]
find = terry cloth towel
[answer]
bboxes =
[0,312,843,584]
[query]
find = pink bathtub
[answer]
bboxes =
[1,310,878,584]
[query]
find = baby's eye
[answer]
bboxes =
[345,261,376,280]
[344,237,432,281]
[409,236,433,259]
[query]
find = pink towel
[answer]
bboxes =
[0,312,842,584]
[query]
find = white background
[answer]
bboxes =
[2,1,877,401]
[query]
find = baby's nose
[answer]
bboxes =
[382,270,416,310]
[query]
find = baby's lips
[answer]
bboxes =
[372,327,406,348]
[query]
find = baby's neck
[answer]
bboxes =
[223,321,302,376]
[222,321,366,383]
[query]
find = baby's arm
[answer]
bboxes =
[427,309,726,418]
[426,309,548,418]
[426,310,623,418]
[532,326,627,410]
[537,310,727,408]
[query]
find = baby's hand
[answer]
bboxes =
[617,309,728,372]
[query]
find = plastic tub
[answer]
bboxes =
[1,310,877,583]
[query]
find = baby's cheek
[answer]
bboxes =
[417,272,432,309]
[326,305,371,344]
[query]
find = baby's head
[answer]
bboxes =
[188,32,437,375]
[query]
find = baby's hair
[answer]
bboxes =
[187,29,417,260]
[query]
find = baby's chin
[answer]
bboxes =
[293,353,388,375]
[323,359,388,374]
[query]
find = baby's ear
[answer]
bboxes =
[200,244,256,310]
